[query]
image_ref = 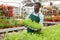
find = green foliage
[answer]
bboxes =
[12,20,20,26]
[41,24,60,40]
[0,18,20,28]
[0,12,4,16]
[53,6,58,10]
[4,24,60,40]
[23,19,42,30]
[58,10,60,15]
[0,23,5,28]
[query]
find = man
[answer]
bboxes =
[26,2,44,33]
[50,1,53,8]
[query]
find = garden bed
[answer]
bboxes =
[3,24,60,40]
[0,17,24,29]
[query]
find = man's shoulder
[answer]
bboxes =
[39,12,43,15]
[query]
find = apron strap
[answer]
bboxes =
[32,12,40,17]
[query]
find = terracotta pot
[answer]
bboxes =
[12,26,17,28]
[0,28,3,29]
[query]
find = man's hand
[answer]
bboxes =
[35,29,41,32]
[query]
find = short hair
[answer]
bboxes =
[35,2,41,7]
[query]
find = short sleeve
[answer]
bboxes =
[39,12,44,24]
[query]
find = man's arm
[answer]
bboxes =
[39,13,44,26]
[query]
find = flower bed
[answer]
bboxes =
[44,16,60,22]
[0,18,23,29]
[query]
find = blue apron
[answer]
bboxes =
[27,13,40,33]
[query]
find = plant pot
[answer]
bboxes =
[12,26,16,28]
[0,27,3,29]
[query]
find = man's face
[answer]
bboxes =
[34,4,40,11]
[50,2,53,6]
